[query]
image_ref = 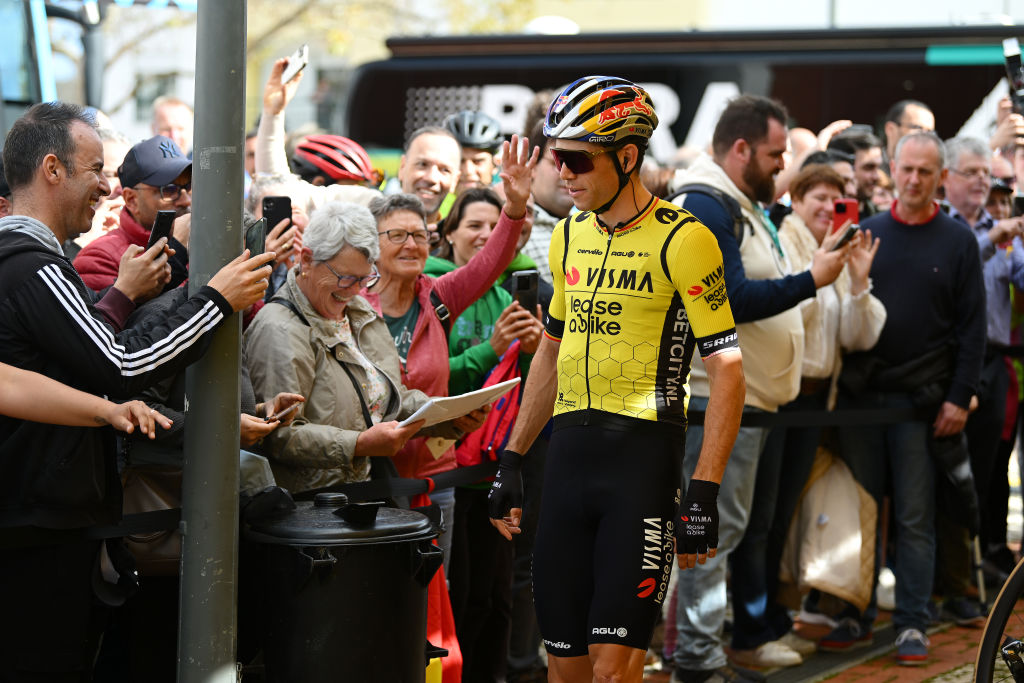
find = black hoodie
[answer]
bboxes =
[0,215,233,532]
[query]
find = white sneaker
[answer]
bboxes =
[778,631,817,657]
[730,640,803,668]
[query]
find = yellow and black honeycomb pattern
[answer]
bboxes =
[555,339,660,419]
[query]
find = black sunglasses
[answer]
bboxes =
[550,147,613,175]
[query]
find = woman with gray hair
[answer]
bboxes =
[244,200,464,493]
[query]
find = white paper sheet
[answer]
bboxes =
[398,378,521,428]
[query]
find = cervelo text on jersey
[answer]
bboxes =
[545,197,739,426]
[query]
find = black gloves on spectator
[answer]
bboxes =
[676,478,720,556]
[487,449,524,519]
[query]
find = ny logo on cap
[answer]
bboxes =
[159,140,181,159]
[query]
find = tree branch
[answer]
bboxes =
[247,0,320,52]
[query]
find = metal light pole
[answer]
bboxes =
[178,0,246,680]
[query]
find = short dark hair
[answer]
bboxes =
[369,192,428,226]
[711,95,788,158]
[404,126,457,153]
[436,187,503,261]
[790,164,845,202]
[828,131,882,156]
[885,99,932,125]
[802,149,854,169]
[2,102,95,192]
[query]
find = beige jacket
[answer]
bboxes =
[778,448,877,613]
[244,269,456,493]
[681,155,804,411]
[778,212,887,406]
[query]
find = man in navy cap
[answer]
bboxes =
[74,135,192,295]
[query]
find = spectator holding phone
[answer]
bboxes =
[256,58,381,212]
[729,164,885,668]
[244,201,474,495]
[74,135,192,297]
[0,101,274,680]
[247,173,310,298]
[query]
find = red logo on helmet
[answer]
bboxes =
[566,266,580,285]
[598,89,653,125]
[637,578,656,599]
[687,285,703,296]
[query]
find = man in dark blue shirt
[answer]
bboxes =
[828,131,985,666]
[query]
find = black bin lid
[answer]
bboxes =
[245,493,436,547]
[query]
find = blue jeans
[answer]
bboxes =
[837,390,935,634]
[730,389,825,650]
[673,397,770,671]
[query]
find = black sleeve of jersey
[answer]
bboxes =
[10,260,232,399]
[544,310,565,340]
[696,328,739,359]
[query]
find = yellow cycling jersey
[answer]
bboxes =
[544,197,739,426]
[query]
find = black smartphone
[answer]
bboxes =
[1014,195,1024,218]
[511,269,539,314]
[245,217,267,257]
[146,210,176,250]
[830,223,859,251]
[1005,38,1024,113]
[262,195,292,234]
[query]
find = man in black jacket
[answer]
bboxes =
[0,101,274,680]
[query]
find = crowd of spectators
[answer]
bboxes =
[2,50,1024,683]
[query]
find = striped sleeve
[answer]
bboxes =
[18,263,231,397]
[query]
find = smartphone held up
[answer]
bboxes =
[146,210,177,250]
[280,45,309,84]
[830,198,860,251]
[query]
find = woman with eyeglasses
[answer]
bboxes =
[244,201,465,494]
[360,135,537,571]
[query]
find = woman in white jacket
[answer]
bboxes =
[730,164,885,668]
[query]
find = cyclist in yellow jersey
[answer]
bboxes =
[488,75,746,683]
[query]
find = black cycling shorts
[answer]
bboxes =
[532,413,682,658]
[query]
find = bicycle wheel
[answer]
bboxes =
[976,556,1024,682]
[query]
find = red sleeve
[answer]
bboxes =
[431,210,523,319]
[73,243,121,292]
[93,286,135,332]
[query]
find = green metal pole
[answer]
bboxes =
[178,0,246,680]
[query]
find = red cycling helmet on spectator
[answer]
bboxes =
[291,134,377,187]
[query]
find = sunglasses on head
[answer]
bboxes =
[550,147,615,175]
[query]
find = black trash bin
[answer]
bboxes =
[242,492,444,682]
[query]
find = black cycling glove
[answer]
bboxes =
[487,449,524,520]
[677,478,720,556]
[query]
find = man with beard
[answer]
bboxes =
[668,95,847,683]
[74,135,193,295]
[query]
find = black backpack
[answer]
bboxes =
[666,183,751,246]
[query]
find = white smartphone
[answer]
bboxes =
[280,44,309,84]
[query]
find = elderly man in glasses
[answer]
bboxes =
[73,135,192,298]
[937,136,1024,622]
